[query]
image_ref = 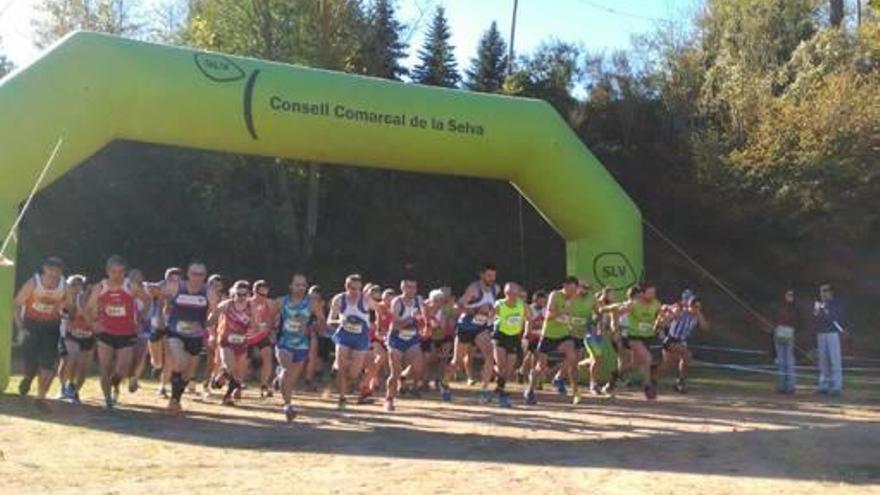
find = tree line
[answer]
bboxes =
[3,0,879,352]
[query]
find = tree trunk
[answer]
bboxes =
[830,0,844,27]
[303,163,321,262]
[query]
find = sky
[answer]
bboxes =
[1,0,700,69]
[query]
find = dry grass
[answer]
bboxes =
[1,370,879,495]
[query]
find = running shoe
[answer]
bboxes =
[283,404,297,422]
[552,377,567,396]
[572,393,582,405]
[441,387,453,402]
[71,391,81,405]
[467,378,477,387]
[211,374,226,390]
[498,393,512,409]
[222,396,236,407]
[166,399,182,415]
[18,376,33,396]
[337,396,347,411]
[674,379,688,394]
[158,385,169,398]
[478,390,492,405]
[644,385,658,400]
[356,391,375,405]
[233,387,242,400]
[105,397,115,410]
[523,390,537,405]
[129,378,140,394]
[601,382,616,395]
[384,398,395,412]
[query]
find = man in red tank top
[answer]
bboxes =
[86,255,150,409]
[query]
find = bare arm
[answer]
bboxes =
[456,284,479,315]
[326,295,343,326]
[13,279,34,332]
[85,284,102,332]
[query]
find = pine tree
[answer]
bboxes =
[411,6,460,87]
[358,0,408,80]
[464,21,508,93]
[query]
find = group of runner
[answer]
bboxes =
[14,256,708,421]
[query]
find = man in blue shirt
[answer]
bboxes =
[813,284,845,397]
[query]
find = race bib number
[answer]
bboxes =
[570,317,588,326]
[342,319,364,334]
[176,321,203,336]
[105,305,127,318]
[638,322,653,332]
[71,328,93,338]
[555,315,570,324]
[150,315,162,328]
[284,319,305,334]
[398,329,418,340]
[506,316,523,327]
[227,333,246,345]
[32,301,56,314]
[472,314,489,326]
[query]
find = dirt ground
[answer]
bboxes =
[1,370,878,495]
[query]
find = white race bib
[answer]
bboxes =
[71,328,93,338]
[556,315,571,324]
[398,329,418,340]
[342,321,363,334]
[506,316,523,326]
[32,301,56,314]
[176,321,203,336]
[638,322,653,332]
[570,317,588,326]
[284,319,305,333]
[472,314,489,325]
[227,333,246,345]
[105,305,127,317]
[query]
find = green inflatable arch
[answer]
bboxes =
[0,32,641,392]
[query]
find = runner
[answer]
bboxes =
[305,285,331,389]
[204,273,226,395]
[518,290,547,384]
[248,280,277,398]
[14,257,66,409]
[523,276,581,405]
[127,268,150,394]
[583,287,614,395]
[57,274,91,404]
[159,261,218,414]
[326,274,379,409]
[209,280,253,406]
[602,286,639,395]
[656,293,708,393]
[424,288,454,397]
[87,255,150,409]
[453,264,500,404]
[492,282,529,408]
[275,274,325,421]
[384,278,427,412]
[362,287,393,402]
[599,284,663,400]
[562,279,597,404]
[147,267,180,398]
